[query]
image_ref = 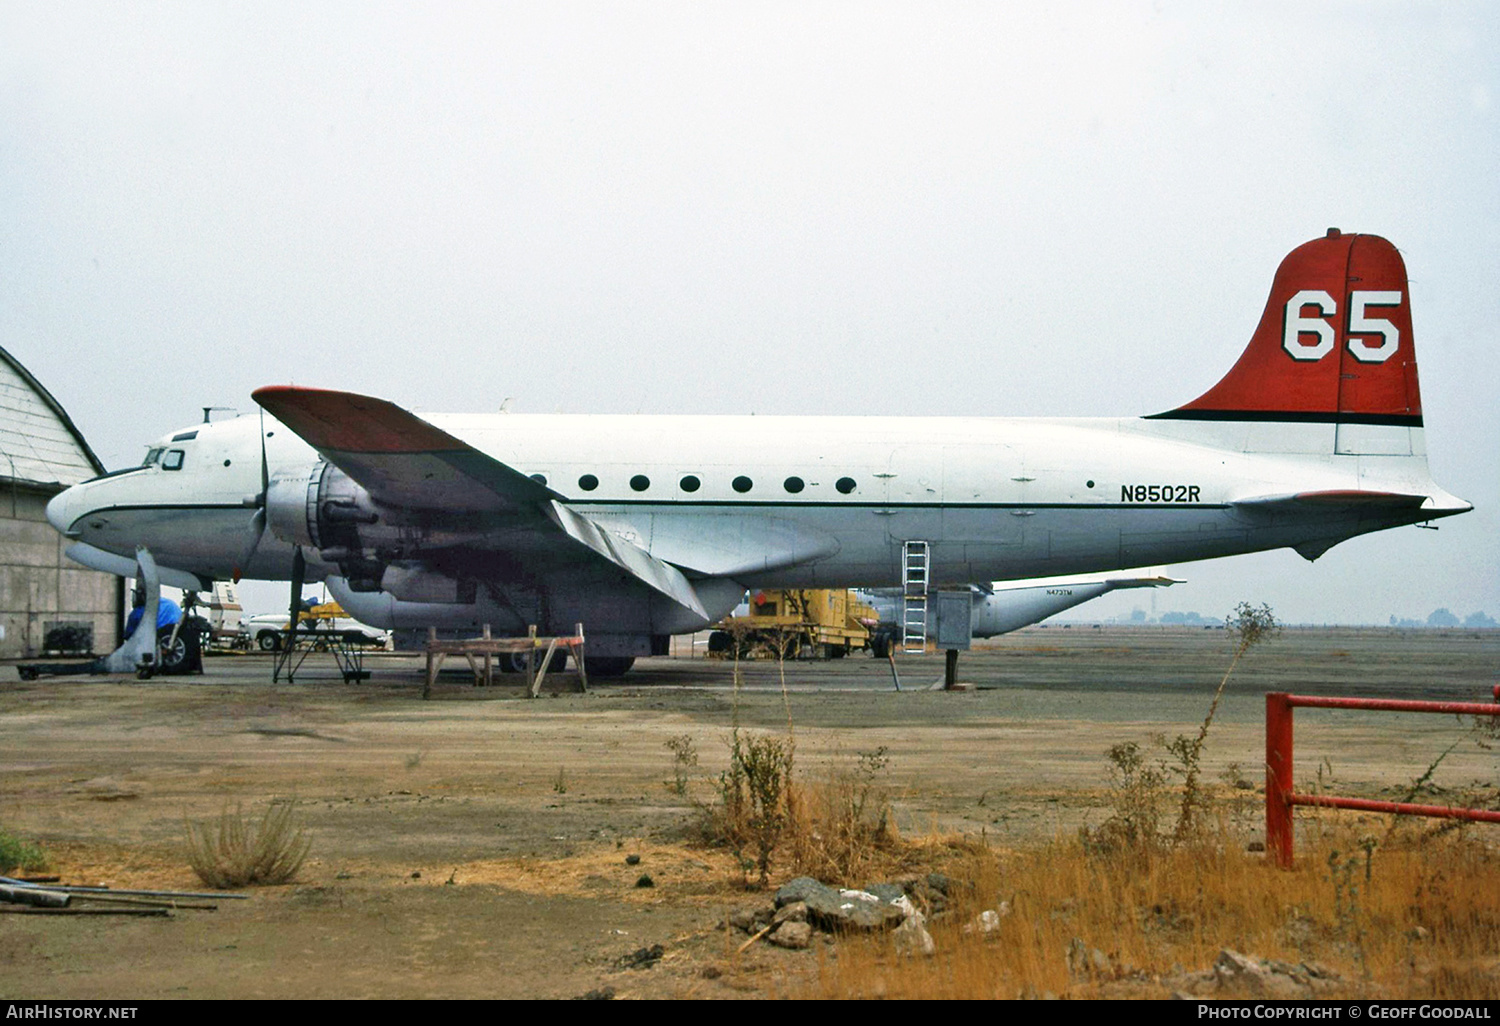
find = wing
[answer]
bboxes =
[252,386,711,618]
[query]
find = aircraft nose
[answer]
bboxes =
[45,487,76,535]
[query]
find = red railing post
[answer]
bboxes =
[1265,692,1295,869]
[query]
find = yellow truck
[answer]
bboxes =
[707,589,878,660]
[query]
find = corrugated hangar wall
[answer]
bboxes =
[0,347,122,660]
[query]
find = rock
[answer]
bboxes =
[893,906,935,957]
[898,874,952,914]
[776,876,908,932]
[1212,949,1311,999]
[775,877,847,929]
[776,876,835,906]
[863,882,906,904]
[573,986,615,1000]
[964,909,1004,935]
[837,888,906,930]
[614,944,665,970]
[634,874,654,888]
[768,921,813,949]
[729,907,774,932]
[773,900,808,925]
[625,853,641,866]
[1301,960,1339,980]
[1065,937,1113,978]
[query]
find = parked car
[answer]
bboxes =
[239,612,390,652]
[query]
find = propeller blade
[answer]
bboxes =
[287,546,306,643]
[234,410,273,584]
[234,507,267,582]
[258,408,270,499]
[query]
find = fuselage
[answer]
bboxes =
[41,232,1474,649]
[47,409,1467,622]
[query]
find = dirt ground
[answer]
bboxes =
[1,626,1496,999]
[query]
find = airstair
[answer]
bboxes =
[901,540,930,653]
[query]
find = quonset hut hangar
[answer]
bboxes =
[0,345,122,659]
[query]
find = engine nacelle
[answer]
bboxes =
[266,460,380,555]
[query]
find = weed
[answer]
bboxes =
[404,750,425,770]
[664,734,698,797]
[185,801,311,888]
[739,732,795,887]
[1220,761,1251,789]
[552,767,568,794]
[787,746,899,882]
[1326,836,1378,975]
[0,825,47,875]
[1171,601,1279,842]
[1081,740,1168,857]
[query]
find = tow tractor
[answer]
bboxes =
[707,589,878,660]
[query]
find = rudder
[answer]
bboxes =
[1153,229,1422,429]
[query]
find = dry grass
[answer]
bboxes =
[782,747,912,884]
[794,821,1500,999]
[184,800,311,888]
[702,730,910,888]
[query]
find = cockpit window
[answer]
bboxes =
[162,449,185,471]
[143,448,164,467]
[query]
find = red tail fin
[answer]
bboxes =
[1155,230,1422,424]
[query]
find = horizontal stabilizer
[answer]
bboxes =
[1232,490,1430,510]
[1102,574,1185,589]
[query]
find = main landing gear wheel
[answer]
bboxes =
[500,650,568,675]
[582,656,634,677]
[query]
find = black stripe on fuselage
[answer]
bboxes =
[80,500,1230,516]
[1143,410,1422,426]
[563,500,1231,510]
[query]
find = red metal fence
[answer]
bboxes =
[1265,686,1500,868]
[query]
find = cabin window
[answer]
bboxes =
[578,474,598,491]
[679,475,701,492]
[732,476,753,493]
[783,476,804,494]
[143,448,164,467]
[162,449,185,471]
[630,474,650,492]
[836,477,856,494]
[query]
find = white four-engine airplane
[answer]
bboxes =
[47,231,1470,673]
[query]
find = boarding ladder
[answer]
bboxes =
[901,540,931,653]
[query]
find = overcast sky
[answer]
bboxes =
[2,2,1495,625]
